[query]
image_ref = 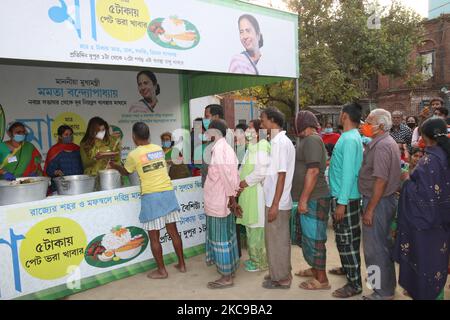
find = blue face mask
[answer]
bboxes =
[324,128,333,134]
[203,119,211,130]
[13,134,26,143]
[162,141,172,148]
[62,136,73,144]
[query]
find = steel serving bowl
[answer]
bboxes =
[0,176,50,205]
[53,175,96,195]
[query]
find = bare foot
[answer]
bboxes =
[174,263,187,273]
[147,269,168,279]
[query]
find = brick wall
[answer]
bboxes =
[373,15,450,115]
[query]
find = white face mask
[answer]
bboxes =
[96,130,106,140]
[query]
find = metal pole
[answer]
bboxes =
[294,77,299,146]
[295,77,299,115]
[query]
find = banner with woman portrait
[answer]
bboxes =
[0,0,299,78]
[0,64,182,159]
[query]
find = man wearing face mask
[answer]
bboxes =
[80,117,121,177]
[44,125,83,192]
[0,122,42,180]
[359,109,401,300]
[200,104,224,187]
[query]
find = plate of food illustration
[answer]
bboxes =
[148,17,200,50]
[85,226,148,268]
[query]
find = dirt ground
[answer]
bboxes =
[67,226,450,300]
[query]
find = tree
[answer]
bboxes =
[236,0,425,118]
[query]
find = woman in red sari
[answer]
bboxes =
[44,125,83,192]
[0,122,42,180]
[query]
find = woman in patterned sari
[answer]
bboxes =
[394,118,450,300]
[0,122,42,180]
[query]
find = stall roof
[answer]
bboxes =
[186,71,289,99]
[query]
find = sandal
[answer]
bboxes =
[207,281,234,289]
[299,278,331,291]
[362,293,394,300]
[332,284,362,298]
[295,268,314,277]
[328,267,346,276]
[262,279,291,289]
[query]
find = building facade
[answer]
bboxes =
[374,14,450,116]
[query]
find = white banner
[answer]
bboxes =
[0,64,182,159]
[0,177,205,300]
[0,0,298,78]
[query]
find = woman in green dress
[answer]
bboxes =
[0,122,42,180]
[80,117,121,177]
[237,119,270,272]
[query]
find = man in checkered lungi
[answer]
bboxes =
[328,103,364,298]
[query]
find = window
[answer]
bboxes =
[421,51,434,80]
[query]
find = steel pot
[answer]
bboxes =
[53,175,96,195]
[99,169,121,191]
[0,177,50,205]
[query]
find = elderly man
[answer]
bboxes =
[390,110,412,147]
[359,109,401,300]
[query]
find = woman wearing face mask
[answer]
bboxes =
[44,125,83,190]
[0,122,42,180]
[406,116,418,131]
[321,122,341,147]
[161,132,191,180]
[80,117,121,177]
[129,70,161,113]
[236,119,270,272]
[229,14,264,75]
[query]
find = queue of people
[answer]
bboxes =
[0,99,448,300]
[194,102,449,300]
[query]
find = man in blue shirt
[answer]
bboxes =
[328,102,364,298]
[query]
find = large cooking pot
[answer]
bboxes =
[99,169,121,190]
[53,175,96,195]
[129,171,140,186]
[0,177,50,205]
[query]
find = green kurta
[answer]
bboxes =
[237,139,270,226]
[80,137,121,176]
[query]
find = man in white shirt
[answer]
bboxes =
[260,107,296,289]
